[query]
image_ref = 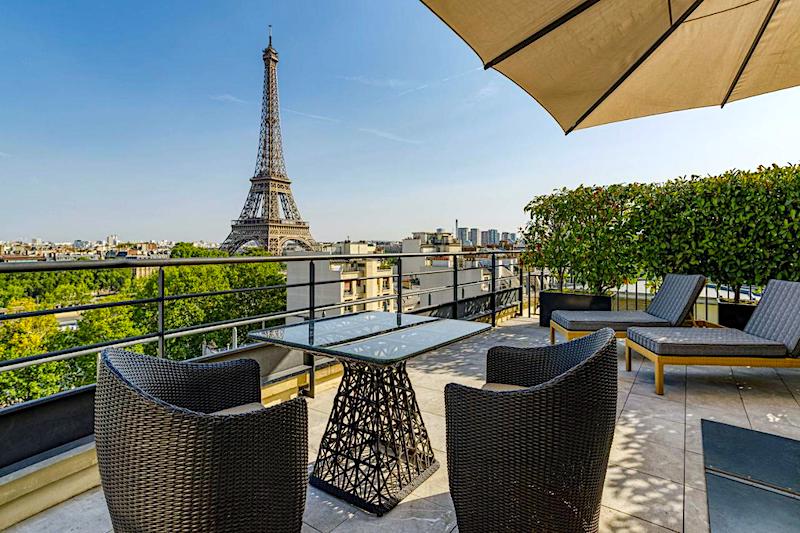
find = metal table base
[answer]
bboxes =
[309,359,439,515]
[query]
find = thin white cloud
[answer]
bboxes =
[283,108,340,123]
[387,67,482,100]
[358,128,422,145]
[0,151,10,158]
[210,94,247,104]
[396,83,430,97]
[340,75,411,89]
[464,80,500,105]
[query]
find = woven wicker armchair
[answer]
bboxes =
[95,349,308,533]
[445,328,617,533]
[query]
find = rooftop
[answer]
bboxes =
[9,316,800,533]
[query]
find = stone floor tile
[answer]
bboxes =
[749,418,800,440]
[683,452,705,492]
[6,487,111,533]
[684,426,703,455]
[684,403,750,430]
[602,466,684,532]
[631,365,686,403]
[683,487,709,533]
[739,391,800,428]
[775,367,800,402]
[621,392,686,424]
[609,437,685,484]
[619,355,644,383]
[405,460,453,511]
[419,411,447,453]
[617,389,631,419]
[599,506,676,532]
[614,414,685,450]
[303,523,324,533]
[685,383,744,412]
[303,485,357,533]
[308,405,332,452]
[413,384,446,417]
[307,386,339,415]
[332,498,456,533]
[684,404,751,454]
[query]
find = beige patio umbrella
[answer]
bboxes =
[421,0,800,133]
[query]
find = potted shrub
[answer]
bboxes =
[524,185,637,326]
[704,170,773,329]
[709,165,800,328]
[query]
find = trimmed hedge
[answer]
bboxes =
[523,164,800,299]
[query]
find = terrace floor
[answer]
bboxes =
[10,317,800,532]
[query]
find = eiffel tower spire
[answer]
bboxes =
[253,24,287,181]
[221,27,315,255]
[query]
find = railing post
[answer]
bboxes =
[309,261,316,320]
[232,327,238,349]
[157,266,165,358]
[452,254,459,319]
[396,258,403,313]
[518,260,523,315]
[305,260,316,398]
[490,253,497,327]
[527,270,532,318]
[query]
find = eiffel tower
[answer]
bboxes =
[221,28,315,255]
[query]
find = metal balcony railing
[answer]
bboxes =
[1,250,753,402]
[0,251,527,384]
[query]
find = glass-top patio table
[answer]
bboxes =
[249,311,490,515]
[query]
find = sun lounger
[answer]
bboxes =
[626,279,800,394]
[550,274,706,343]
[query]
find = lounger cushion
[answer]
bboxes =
[743,280,800,357]
[645,274,706,326]
[628,327,787,357]
[552,310,669,331]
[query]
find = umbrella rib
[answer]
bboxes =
[565,0,706,134]
[721,0,781,108]
[484,0,602,70]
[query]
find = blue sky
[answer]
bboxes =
[1,1,799,243]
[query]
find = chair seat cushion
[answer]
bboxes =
[552,310,670,331]
[482,382,527,392]
[628,327,788,357]
[211,402,265,416]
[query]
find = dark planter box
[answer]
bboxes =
[539,291,612,327]
[717,300,757,330]
[0,385,95,475]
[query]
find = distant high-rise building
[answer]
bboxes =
[480,231,489,246]
[106,234,119,247]
[508,232,517,244]
[501,232,510,242]
[469,228,479,246]
[456,227,469,244]
[487,229,500,245]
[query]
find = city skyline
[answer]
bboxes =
[2,1,799,244]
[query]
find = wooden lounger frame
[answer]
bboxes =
[625,337,800,395]
[549,321,626,344]
[549,318,716,345]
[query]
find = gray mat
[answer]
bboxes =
[702,419,800,495]
[706,473,800,533]
[702,420,800,532]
